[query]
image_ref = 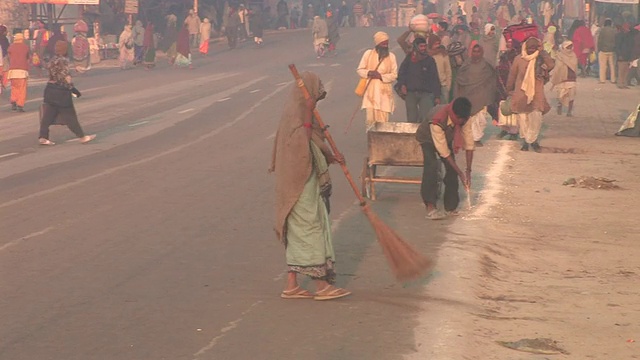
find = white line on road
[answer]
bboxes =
[178,108,195,114]
[128,121,149,127]
[193,301,262,359]
[331,200,360,232]
[217,97,231,102]
[324,79,334,94]
[249,89,261,93]
[0,226,55,253]
[0,152,19,159]
[0,76,283,210]
[330,63,341,67]
[465,141,511,220]
[276,81,290,86]
[66,138,80,142]
[266,132,276,140]
[272,272,285,281]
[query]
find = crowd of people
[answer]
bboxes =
[353,7,639,218]
[0,21,95,112]
[271,6,638,298]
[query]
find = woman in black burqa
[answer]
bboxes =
[39,40,95,146]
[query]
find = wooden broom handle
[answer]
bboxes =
[288,64,367,206]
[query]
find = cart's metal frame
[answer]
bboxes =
[361,122,424,200]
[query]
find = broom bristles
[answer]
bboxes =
[363,206,433,281]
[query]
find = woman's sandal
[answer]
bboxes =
[280,286,314,299]
[38,138,56,146]
[80,134,96,144]
[314,286,351,301]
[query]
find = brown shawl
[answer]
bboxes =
[270,71,331,244]
[550,40,578,87]
[455,54,497,115]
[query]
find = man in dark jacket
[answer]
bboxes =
[396,37,442,123]
[597,19,617,84]
[615,23,636,89]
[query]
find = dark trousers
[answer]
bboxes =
[420,142,460,212]
[39,104,84,139]
[405,91,434,123]
[134,45,144,63]
[618,61,630,87]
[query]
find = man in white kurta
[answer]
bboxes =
[356,31,398,131]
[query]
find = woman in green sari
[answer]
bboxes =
[270,71,351,301]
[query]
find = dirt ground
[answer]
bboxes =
[421,78,640,359]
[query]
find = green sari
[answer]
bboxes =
[285,142,336,283]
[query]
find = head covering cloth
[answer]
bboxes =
[373,31,389,45]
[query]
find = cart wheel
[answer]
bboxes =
[361,157,370,199]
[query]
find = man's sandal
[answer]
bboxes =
[314,286,351,301]
[280,286,314,299]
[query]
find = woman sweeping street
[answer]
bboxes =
[38,41,95,146]
[270,71,351,301]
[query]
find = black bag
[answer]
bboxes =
[43,83,73,108]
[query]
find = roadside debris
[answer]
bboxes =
[496,338,569,355]
[562,176,621,190]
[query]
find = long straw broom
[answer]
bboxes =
[288,64,432,281]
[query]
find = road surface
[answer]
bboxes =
[1,28,478,359]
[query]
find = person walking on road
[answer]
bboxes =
[118,25,134,70]
[250,8,265,45]
[506,37,555,152]
[550,40,578,117]
[416,97,474,219]
[597,19,617,84]
[356,31,398,131]
[132,20,145,65]
[569,20,594,77]
[142,22,156,69]
[185,9,201,48]
[7,33,31,112]
[454,42,497,146]
[312,16,328,58]
[615,23,636,89]
[327,10,340,55]
[270,71,351,301]
[175,25,192,68]
[429,36,452,105]
[199,18,212,55]
[494,38,520,140]
[396,37,441,123]
[39,41,95,146]
[71,20,91,74]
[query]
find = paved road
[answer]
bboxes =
[0,28,485,359]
